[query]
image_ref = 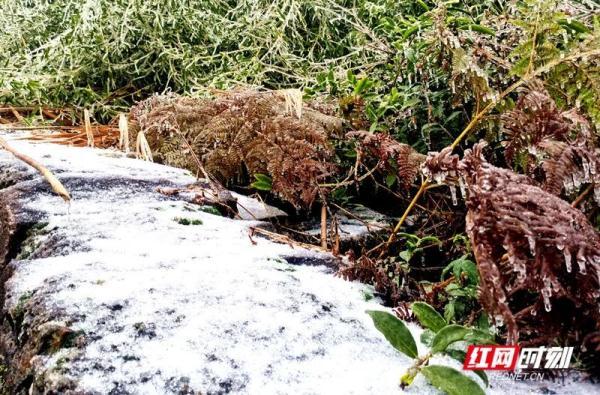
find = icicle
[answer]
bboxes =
[564,178,575,194]
[572,172,583,190]
[458,176,467,198]
[450,185,458,206]
[543,297,552,312]
[564,249,572,273]
[582,158,590,182]
[494,315,504,327]
[542,276,552,312]
[515,260,527,282]
[433,171,447,184]
[577,248,587,275]
[527,235,536,256]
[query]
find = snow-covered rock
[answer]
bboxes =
[0,138,596,395]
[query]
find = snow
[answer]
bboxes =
[1,137,597,394]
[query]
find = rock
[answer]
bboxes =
[0,138,408,394]
[304,204,390,241]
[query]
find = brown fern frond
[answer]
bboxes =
[423,142,600,345]
[131,90,342,208]
[500,85,600,202]
[348,131,426,189]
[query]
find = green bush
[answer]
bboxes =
[0,0,392,120]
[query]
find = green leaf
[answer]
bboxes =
[442,257,479,285]
[461,23,495,36]
[366,310,418,358]
[251,180,272,191]
[253,173,272,183]
[444,302,456,323]
[421,365,485,395]
[385,173,397,188]
[444,350,489,387]
[475,313,490,331]
[399,250,413,262]
[251,173,273,191]
[420,329,435,346]
[431,324,470,353]
[558,19,590,34]
[353,77,373,95]
[411,302,447,333]
[464,328,495,345]
[472,370,489,388]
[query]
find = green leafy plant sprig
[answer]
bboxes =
[367,301,495,395]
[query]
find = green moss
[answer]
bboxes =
[361,289,374,301]
[12,291,33,319]
[174,217,203,226]
[199,206,222,216]
[10,291,34,334]
[16,222,50,260]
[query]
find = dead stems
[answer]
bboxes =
[0,136,70,201]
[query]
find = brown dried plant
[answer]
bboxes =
[423,142,600,346]
[131,90,343,209]
[501,86,599,202]
[348,131,426,189]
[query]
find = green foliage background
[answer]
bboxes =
[1,0,598,146]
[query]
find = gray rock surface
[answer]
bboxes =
[0,139,411,394]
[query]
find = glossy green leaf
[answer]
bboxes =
[464,328,496,345]
[445,350,489,387]
[366,310,418,358]
[442,257,479,285]
[431,324,470,353]
[251,180,272,191]
[411,302,447,333]
[421,365,485,395]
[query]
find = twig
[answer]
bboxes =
[84,109,94,147]
[571,184,594,208]
[118,113,130,153]
[321,203,328,249]
[0,136,70,201]
[249,226,325,252]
